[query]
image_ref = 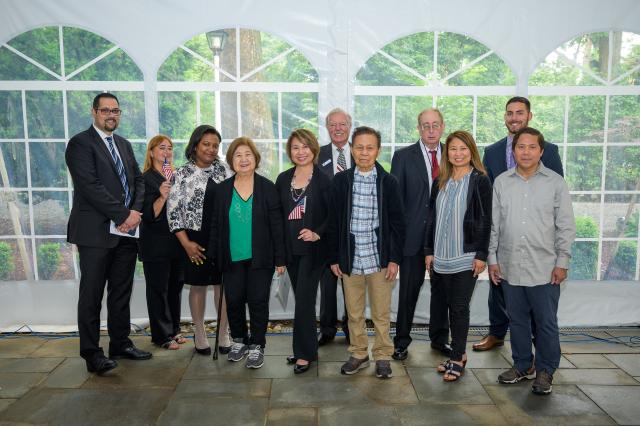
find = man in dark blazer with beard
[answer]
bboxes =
[316,107,354,345]
[474,96,564,352]
[390,108,451,361]
[66,92,151,375]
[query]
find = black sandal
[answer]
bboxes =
[437,359,452,373]
[443,361,465,382]
[437,358,467,373]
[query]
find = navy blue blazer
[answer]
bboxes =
[318,143,354,179]
[482,137,564,184]
[390,141,442,257]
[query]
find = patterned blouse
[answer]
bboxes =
[433,171,476,274]
[167,159,230,232]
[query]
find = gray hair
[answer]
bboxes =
[325,108,352,127]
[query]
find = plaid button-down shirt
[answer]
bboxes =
[350,167,380,275]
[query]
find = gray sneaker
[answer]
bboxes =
[245,344,264,369]
[532,370,553,395]
[227,340,248,362]
[498,366,535,384]
[375,360,393,379]
[340,356,370,375]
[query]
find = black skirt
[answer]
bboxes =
[182,179,222,286]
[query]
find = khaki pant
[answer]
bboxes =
[342,269,394,361]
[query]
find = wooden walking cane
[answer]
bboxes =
[212,277,224,360]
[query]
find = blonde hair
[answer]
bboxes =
[438,130,486,190]
[143,134,173,172]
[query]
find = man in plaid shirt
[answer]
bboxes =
[327,126,405,379]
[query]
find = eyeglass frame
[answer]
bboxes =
[419,123,442,131]
[94,107,122,116]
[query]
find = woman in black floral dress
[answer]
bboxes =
[167,125,231,355]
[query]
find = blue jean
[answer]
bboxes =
[502,281,560,375]
[489,281,537,341]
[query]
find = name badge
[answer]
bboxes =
[322,159,331,167]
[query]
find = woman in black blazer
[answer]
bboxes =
[139,135,184,349]
[209,137,286,369]
[275,129,331,374]
[424,130,492,382]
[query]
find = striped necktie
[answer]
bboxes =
[336,147,347,173]
[106,136,131,206]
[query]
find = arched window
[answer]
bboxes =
[530,30,640,281]
[0,26,145,281]
[157,28,319,180]
[354,31,516,169]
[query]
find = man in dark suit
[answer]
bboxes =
[475,96,564,352]
[316,108,353,345]
[66,93,151,375]
[390,108,451,360]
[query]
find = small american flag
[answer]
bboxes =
[162,157,174,182]
[288,196,306,220]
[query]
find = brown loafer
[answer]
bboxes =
[472,335,504,351]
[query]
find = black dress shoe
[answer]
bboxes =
[392,347,408,361]
[109,346,153,360]
[294,362,312,374]
[86,356,118,375]
[218,346,231,355]
[286,355,297,364]
[318,334,335,346]
[431,343,452,357]
[195,346,212,356]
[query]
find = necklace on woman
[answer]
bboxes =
[290,171,312,202]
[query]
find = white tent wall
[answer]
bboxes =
[1,0,639,330]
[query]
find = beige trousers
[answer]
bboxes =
[342,269,394,361]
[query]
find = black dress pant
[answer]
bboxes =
[77,238,137,360]
[223,260,272,347]
[288,255,323,361]
[394,254,426,350]
[143,258,184,345]
[429,266,450,347]
[432,269,477,362]
[319,266,348,337]
[394,254,449,349]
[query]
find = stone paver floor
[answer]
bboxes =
[0,328,639,425]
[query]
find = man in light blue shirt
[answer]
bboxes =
[488,127,575,395]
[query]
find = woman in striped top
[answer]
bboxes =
[425,130,492,382]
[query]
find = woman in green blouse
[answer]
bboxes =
[209,137,286,369]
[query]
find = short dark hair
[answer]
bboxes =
[185,125,222,162]
[512,127,545,151]
[286,128,320,164]
[506,96,530,112]
[351,126,381,148]
[226,137,261,171]
[93,92,119,109]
